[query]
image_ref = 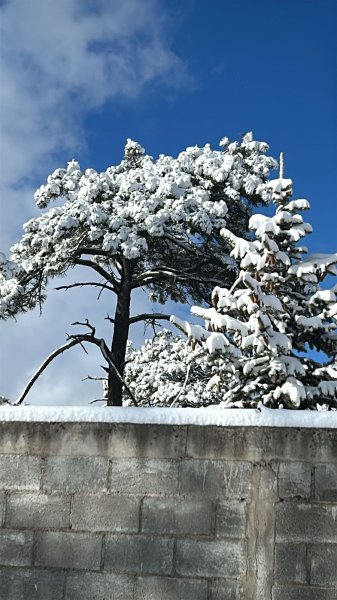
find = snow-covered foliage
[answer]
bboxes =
[0,252,26,319]
[171,170,337,410]
[123,330,232,407]
[0,133,279,406]
[0,132,276,319]
[0,394,10,405]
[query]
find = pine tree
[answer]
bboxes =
[123,329,231,407]
[173,155,337,409]
[0,133,277,406]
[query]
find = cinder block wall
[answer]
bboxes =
[0,422,336,600]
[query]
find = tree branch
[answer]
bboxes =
[89,398,107,404]
[71,319,96,335]
[14,338,86,405]
[133,271,225,289]
[55,282,115,293]
[105,314,115,324]
[14,320,138,406]
[129,313,171,325]
[74,258,119,291]
[135,263,203,278]
[163,232,206,257]
[13,311,138,406]
[170,363,192,408]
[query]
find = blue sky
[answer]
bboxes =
[0,0,336,404]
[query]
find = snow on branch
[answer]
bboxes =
[170,160,337,410]
[0,132,291,407]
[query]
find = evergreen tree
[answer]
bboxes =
[123,329,231,407]
[172,156,337,409]
[0,133,277,406]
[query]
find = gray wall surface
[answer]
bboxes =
[0,421,336,600]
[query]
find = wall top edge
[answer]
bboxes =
[0,405,337,428]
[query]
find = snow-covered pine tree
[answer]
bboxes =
[123,329,232,407]
[172,157,337,409]
[0,133,277,406]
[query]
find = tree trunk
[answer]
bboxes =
[107,262,132,406]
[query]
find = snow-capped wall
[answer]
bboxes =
[0,416,336,599]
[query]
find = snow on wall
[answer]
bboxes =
[0,404,337,428]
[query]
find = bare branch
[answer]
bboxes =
[14,326,138,406]
[105,312,171,327]
[71,319,96,336]
[105,314,115,324]
[129,313,171,325]
[14,338,86,405]
[75,258,119,291]
[89,398,107,404]
[97,287,103,300]
[55,282,115,293]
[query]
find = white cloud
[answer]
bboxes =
[0,0,189,245]
[0,0,190,404]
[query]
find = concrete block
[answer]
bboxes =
[276,503,337,542]
[104,534,174,575]
[105,424,187,459]
[215,501,246,538]
[35,531,102,570]
[71,494,139,532]
[180,460,252,499]
[135,576,208,600]
[0,567,65,600]
[42,456,109,492]
[186,427,250,460]
[0,455,41,490]
[211,579,243,600]
[0,529,33,566]
[142,497,212,535]
[6,492,71,529]
[278,462,311,499]
[65,572,134,600]
[110,459,179,494]
[272,585,337,600]
[176,539,246,578]
[314,464,337,501]
[186,427,315,462]
[311,429,337,464]
[0,422,187,459]
[309,543,337,586]
[274,543,307,584]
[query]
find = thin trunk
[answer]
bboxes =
[107,261,132,406]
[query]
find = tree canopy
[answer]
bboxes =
[167,159,337,410]
[0,133,278,405]
[123,330,225,407]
